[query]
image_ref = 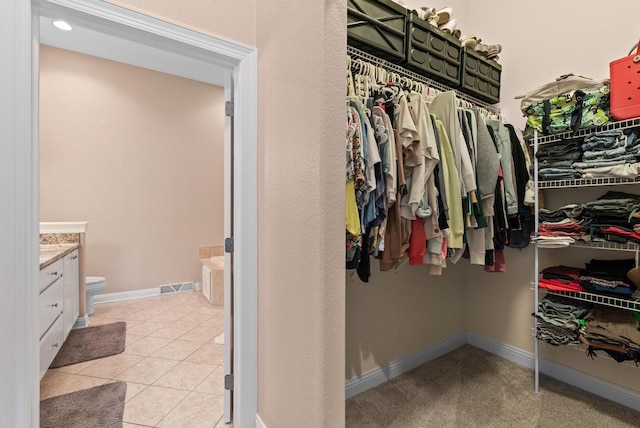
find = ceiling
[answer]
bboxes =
[39,15,226,87]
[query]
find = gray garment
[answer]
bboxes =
[430,114,449,220]
[539,203,583,220]
[487,119,518,215]
[539,159,574,168]
[578,162,640,178]
[583,145,627,159]
[474,112,500,200]
[582,129,625,151]
[573,157,638,168]
[430,91,476,195]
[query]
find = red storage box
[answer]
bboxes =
[610,41,640,120]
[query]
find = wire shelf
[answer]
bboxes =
[347,46,500,113]
[571,240,639,251]
[533,238,639,252]
[536,117,640,146]
[541,289,640,312]
[536,340,640,369]
[538,176,640,189]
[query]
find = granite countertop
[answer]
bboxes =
[201,255,225,271]
[40,243,80,269]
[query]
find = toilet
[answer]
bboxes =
[85,276,107,315]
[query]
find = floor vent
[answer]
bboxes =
[160,282,195,294]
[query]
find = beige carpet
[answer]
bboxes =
[346,345,640,428]
[50,321,126,368]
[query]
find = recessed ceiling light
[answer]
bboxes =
[53,20,73,31]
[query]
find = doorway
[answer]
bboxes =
[0,0,257,426]
[39,40,229,424]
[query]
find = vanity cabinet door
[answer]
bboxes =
[39,278,63,338]
[39,258,63,292]
[63,249,79,338]
[40,315,64,380]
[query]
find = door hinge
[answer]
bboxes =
[224,237,234,253]
[225,101,234,117]
[225,374,234,390]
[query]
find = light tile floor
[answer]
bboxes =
[40,291,229,428]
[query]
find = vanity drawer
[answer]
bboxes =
[40,258,63,292]
[40,314,64,379]
[40,277,63,338]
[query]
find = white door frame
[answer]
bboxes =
[0,1,258,427]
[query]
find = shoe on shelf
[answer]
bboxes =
[418,6,436,20]
[439,18,457,34]
[435,7,453,25]
[461,35,478,48]
[474,43,488,53]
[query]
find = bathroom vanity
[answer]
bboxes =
[39,244,80,379]
[39,221,88,379]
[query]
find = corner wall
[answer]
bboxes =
[255,1,346,426]
[39,45,225,294]
[464,0,640,395]
[347,0,640,399]
[103,1,348,427]
[347,263,467,380]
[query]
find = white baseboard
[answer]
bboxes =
[466,331,640,413]
[346,331,640,413]
[72,314,89,329]
[345,332,467,399]
[255,413,267,428]
[539,356,640,412]
[93,287,160,304]
[466,332,535,370]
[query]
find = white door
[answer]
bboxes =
[223,72,234,424]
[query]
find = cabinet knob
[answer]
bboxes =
[52,343,59,348]
[51,271,58,276]
[51,303,58,308]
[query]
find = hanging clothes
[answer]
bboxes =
[345,54,524,279]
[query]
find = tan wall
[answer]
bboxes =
[39,45,225,294]
[107,0,256,47]
[347,264,467,379]
[464,0,640,394]
[255,1,346,426]
[103,1,347,427]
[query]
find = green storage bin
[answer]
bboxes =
[460,48,501,104]
[347,0,407,62]
[405,12,462,87]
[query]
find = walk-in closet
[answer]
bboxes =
[345,1,640,426]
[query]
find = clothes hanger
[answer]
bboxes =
[347,65,356,97]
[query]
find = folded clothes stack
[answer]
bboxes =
[535,127,640,181]
[538,190,640,247]
[537,204,589,247]
[539,259,639,298]
[539,265,583,292]
[581,306,640,364]
[575,128,640,178]
[582,190,640,229]
[539,218,586,237]
[535,295,591,346]
[581,259,636,297]
[536,139,582,180]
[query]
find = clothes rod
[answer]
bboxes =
[347,45,501,114]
